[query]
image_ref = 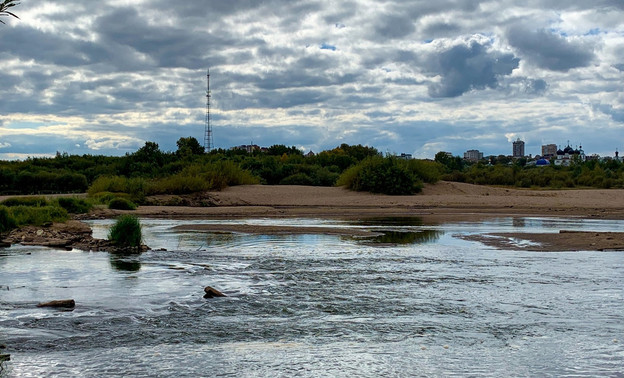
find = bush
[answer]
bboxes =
[88,176,147,203]
[279,173,315,186]
[108,215,142,248]
[108,198,137,210]
[89,191,132,205]
[0,206,16,233]
[406,160,444,184]
[337,156,422,195]
[1,196,48,207]
[10,205,69,226]
[55,197,92,214]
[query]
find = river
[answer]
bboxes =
[1,217,623,377]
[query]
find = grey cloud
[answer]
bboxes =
[373,13,415,39]
[614,64,624,72]
[595,104,624,123]
[423,39,519,97]
[506,26,595,71]
[421,22,461,40]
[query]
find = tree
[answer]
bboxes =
[176,137,204,158]
[0,0,19,24]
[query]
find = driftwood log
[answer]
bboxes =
[37,299,76,308]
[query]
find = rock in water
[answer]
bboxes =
[37,299,76,308]
[204,286,226,298]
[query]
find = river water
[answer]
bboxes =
[1,217,623,377]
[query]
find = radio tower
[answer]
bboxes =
[204,69,213,152]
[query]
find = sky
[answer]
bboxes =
[0,0,623,160]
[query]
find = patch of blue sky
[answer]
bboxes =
[585,28,602,36]
[320,43,336,51]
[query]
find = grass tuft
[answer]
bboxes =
[108,215,142,248]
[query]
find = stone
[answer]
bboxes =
[37,299,76,308]
[203,286,226,298]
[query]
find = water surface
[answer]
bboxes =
[1,217,623,376]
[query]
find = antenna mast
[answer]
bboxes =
[204,69,213,152]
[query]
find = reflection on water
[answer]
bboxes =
[356,216,424,227]
[363,230,443,245]
[1,217,624,377]
[109,254,142,272]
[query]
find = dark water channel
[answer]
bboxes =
[1,217,623,376]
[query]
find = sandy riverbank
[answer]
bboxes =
[93,181,624,221]
[89,182,624,251]
[4,182,624,251]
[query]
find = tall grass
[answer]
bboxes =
[9,205,69,226]
[54,197,92,214]
[0,206,16,233]
[87,162,260,200]
[108,198,137,210]
[1,196,48,207]
[108,215,142,249]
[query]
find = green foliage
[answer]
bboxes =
[108,198,137,210]
[89,191,132,205]
[337,156,423,195]
[279,173,315,186]
[267,145,303,156]
[55,197,92,214]
[435,152,464,172]
[0,206,16,233]
[406,159,444,184]
[88,176,147,203]
[176,137,204,158]
[1,196,48,207]
[108,215,142,248]
[9,205,68,226]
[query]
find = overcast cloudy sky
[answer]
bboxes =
[1,0,623,159]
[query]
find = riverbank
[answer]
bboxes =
[89,181,624,221]
[4,182,624,251]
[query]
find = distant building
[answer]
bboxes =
[541,144,557,158]
[512,138,525,158]
[464,149,483,162]
[398,153,412,160]
[554,144,585,166]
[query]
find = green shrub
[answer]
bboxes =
[55,197,92,214]
[10,205,69,226]
[279,173,315,186]
[89,191,132,205]
[87,176,147,203]
[0,206,16,233]
[108,215,142,248]
[406,160,444,184]
[1,196,48,207]
[108,198,137,210]
[337,156,422,195]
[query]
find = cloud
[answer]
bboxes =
[0,142,11,149]
[506,26,596,71]
[595,104,624,123]
[373,13,415,40]
[0,0,623,160]
[422,37,520,98]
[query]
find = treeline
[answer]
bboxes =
[435,152,624,189]
[0,138,444,197]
